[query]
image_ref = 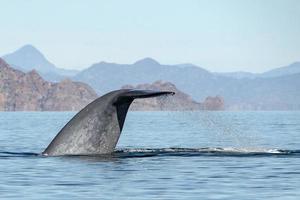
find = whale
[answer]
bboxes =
[43,89,174,156]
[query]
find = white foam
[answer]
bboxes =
[117,147,284,154]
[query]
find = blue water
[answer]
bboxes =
[0,111,300,199]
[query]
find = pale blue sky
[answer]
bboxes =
[0,0,299,72]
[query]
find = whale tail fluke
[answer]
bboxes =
[43,89,174,156]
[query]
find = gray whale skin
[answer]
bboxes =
[43,89,174,156]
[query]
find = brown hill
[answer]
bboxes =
[0,58,97,111]
[122,81,225,111]
[122,81,202,110]
[202,96,224,110]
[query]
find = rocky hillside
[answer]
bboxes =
[0,58,97,111]
[202,96,224,110]
[122,81,224,111]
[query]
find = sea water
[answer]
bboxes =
[0,111,299,199]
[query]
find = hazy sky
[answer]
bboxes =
[0,0,299,72]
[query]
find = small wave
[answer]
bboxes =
[114,147,300,158]
[0,151,39,158]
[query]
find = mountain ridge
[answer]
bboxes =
[74,59,300,110]
[3,45,299,79]
[2,45,300,110]
[2,45,79,81]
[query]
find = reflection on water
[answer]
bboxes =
[0,111,300,199]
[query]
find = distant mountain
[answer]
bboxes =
[74,58,300,110]
[2,44,56,72]
[221,73,300,110]
[2,45,79,81]
[133,57,161,66]
[74,57,212,96]
[261,62,300,78]
[0,58,97,111]
[215,62,300,79]
[214,71,258,79]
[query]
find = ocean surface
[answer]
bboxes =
[0,111,299,199]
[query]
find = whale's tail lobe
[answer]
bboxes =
[43,89,174,156]
[114,90,175,131]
